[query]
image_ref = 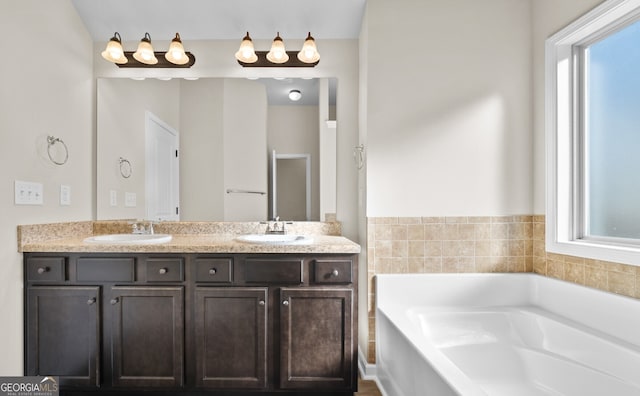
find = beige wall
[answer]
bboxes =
[364,0,533,217]
[0,0,94,374]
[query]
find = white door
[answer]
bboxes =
[146,111,179,221]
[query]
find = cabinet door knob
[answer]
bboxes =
[258,300,266,306]
[282,300,289,306]
[332,269,340,277]
[87,298,97,306]
[37,267,49,274]
[158,268,168,275]
[110,297,119,305]
[209,268,217,275]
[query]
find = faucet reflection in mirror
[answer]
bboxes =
[101,31,196,68]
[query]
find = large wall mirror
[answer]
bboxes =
[96,77,337,222]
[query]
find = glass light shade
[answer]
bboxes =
[297,32,320,63]
[133,33,158,65]
[289,90,302,101]
[266,33,289,64]
[235,32,258,63]
[101,32,128,64]
[165,33,189,65]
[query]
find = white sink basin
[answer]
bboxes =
[235,234,313,245]
[83,234,172,245]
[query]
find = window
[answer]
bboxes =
[547,0,640,265]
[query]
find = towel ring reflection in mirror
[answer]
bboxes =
[47,136,69,166]
[119,157,132,178]
[353,144,365,170]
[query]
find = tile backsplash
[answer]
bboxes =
[365,215,640,363]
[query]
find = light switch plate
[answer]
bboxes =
[15,180,43,205]
[125,192,137,207]
[60,185,71,206]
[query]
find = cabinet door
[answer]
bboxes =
[110,286,184,388]
[279,288,354,390]
[26,286,101,387]
[194,287,267,389]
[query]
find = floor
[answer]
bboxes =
[356,378,382,396]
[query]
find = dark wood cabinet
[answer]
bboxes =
[280,288,354,390]
[26,286,101,388]
[24,252,357,395]
[110,286,184,388]
[194,287,268,388]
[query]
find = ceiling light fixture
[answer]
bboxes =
[101,32,196,68]
[289,89,302,101]
[236,32,320,68]
[101,32,128,64]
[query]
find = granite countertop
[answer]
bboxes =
[18,221,361,254]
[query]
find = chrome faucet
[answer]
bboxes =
[265,217,286,234]
[131,220,155,235]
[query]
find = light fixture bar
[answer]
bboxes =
[237,51,318,67]
[116,51,196,68]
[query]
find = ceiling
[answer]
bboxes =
[70,0,366,41]
[71,0,357,105]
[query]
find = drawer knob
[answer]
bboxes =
[87,298,97,306]
[158,268,168,275]
[37,267,49,274]
[258,300,266,306]
[331,269,340,277]
[282,300,289,306]
[110,297,119,305]
[209,268,217,275]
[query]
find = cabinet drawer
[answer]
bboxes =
[195,258,233,283]
[243,259,303,284]
[27,257,66,282]
[314,259,353,284]
[77,258,135,282]
[147,258,184,282]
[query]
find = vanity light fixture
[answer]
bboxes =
[164,33,190,65]
[236,32,320,67]
[133,33,158,65]
[266,33,289,64]
[288,90,302,101]
[101,32,128,64]
[297,32,320,63]
[235,32,258,63]
[101,32,196,68]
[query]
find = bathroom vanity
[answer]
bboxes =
[20,222,359,396]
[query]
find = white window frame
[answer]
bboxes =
[546,0,640,266]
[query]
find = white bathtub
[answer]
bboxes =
[375,273,640,396]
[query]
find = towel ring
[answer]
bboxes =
[119,157,132,178]
[47,136,68,166]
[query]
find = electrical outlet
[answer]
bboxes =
[60,185,71,206]
[125,192,137,207]
[15,181,44,205]
[110,190,118,206]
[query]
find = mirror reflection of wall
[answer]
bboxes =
[96,77,337,222]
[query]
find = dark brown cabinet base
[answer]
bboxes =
[24,252,358,395]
